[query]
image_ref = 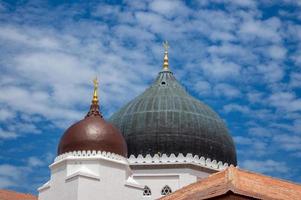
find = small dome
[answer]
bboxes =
[57,78,127,157]
[57,115,127,157]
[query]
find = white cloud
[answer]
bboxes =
[289,72,301,88]
[248,126,273,137]
[0,177,16,188]
[149,0,190,19]
[247,91,264,104]
[124,1,147,10]
[291,48,301,66]
[229,0,257,7]
[223,103,275,121]
[239,17,282,43]
[241,159,289,174]
[273,134,301,151]
[0,121,42,139]
[256,63,284,83]
[223,104,250,114]
[0,21,155,129]
[209,31,236,42]
[14,52,93,86]
[235,136,269,157]
[113,25,155,41]
[268,45,287,60]
[0,86,82,122]
[213,83,241,98]
[0,108,15,121]
[0,152,54,190]
[210,0,257,8]
[0,128,17,139]
[92,4,121,18]
[28,157,44,167]
[0,25,61,50]
[135,12,172,36]
[207,43,253,61]
[268,92,301,112]
[0,164,23,187]
[8,122,41,134]
[234,136,252,145]
[193,80,212,95]
[201,58,241,79]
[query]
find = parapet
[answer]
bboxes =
[128,153,229,171]
[53,150,128,166]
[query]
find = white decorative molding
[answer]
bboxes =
[65,171,100,182]
[124,176,145,189]
[133,173,179,177]
[128,153,229,171]
[65,165,100,182]
[52,150,128,167]
[38,181,50,192]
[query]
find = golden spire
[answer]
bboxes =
[86,77,102,118]
[92,77,99,103]
[162,41,169,70]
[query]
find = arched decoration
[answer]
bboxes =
[161,185,172,195]
[143,186,151,196]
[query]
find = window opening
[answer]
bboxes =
[161,185,172,195]
[143,186,151,196]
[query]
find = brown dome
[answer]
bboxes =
[57,79,127,157]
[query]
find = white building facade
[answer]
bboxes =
[38,151,229,200]
[38,151,143,200]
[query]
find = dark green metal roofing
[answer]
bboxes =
[109,69,237,165]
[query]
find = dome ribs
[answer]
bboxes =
[109,58,237,165]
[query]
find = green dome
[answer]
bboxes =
[109,68,237,165]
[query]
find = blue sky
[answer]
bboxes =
[0,0,301,195]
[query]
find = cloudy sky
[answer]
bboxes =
[0,0,301,194]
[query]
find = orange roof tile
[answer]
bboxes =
[0,189,37,200]
[160,165,301,200]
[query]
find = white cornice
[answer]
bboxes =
[51,150,128,168]
[128,153,229,171]
[51,151,229,172]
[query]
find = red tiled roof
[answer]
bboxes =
[160,165,301,200]
[0,189,37,200]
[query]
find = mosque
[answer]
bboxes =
[1,43,300,200]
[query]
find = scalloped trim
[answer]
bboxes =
[128,153,229,171]
[54,150,127,163]
[53,151,230,171]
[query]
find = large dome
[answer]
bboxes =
[109,49,237,165]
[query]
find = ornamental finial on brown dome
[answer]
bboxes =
[86,77,102,118]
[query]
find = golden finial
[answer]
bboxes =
[162,41,169,70]
[92,77,98,102]
[163,41,169,52]
[86,76,102,118]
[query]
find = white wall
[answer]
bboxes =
[38,151,144,200]
[131,166,212,199]
[38,152,225,200]
[127,153,228,199]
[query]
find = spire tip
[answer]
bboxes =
[86,76,102,118]
[93,77,98,102]
[162,41,169,70]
